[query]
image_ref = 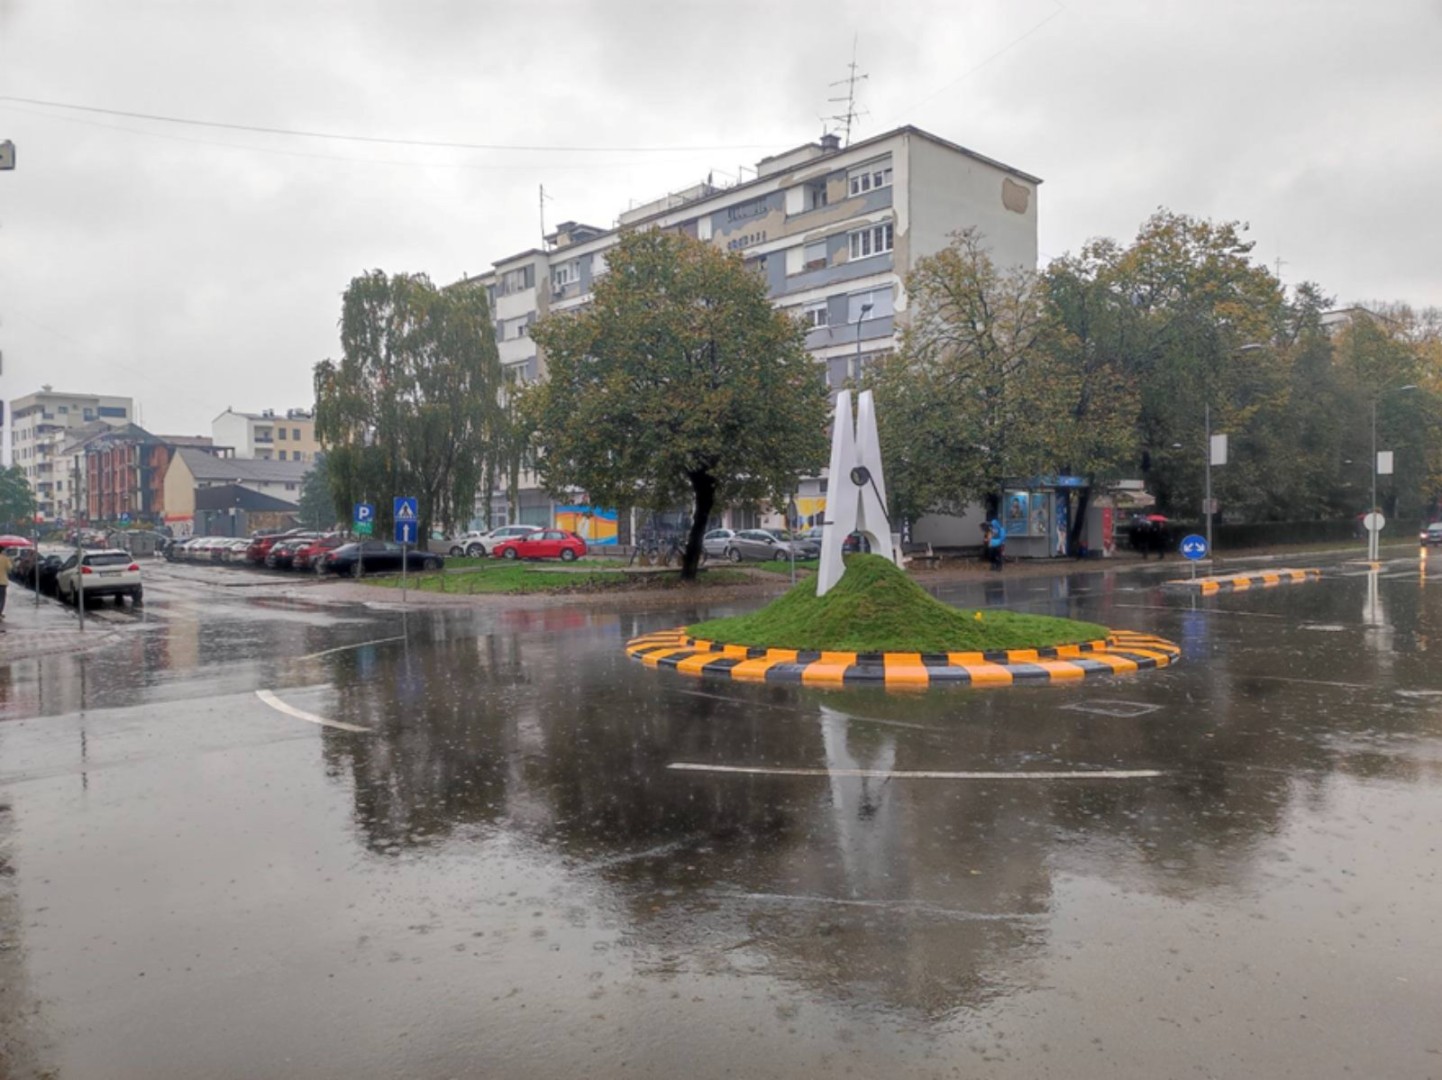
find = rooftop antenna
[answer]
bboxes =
[827,34,869,147]
[539,184,554,248]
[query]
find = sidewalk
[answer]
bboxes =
[0,587,121,662]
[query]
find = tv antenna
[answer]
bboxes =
[827,35,869,146]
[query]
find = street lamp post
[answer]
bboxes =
[1370,384,1417,562]
[853,301,873,381]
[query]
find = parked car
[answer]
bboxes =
[491,529,587,562]
[221,538,253,562]
[247,529,305,565]
[702,528,739,559]
[1420,523,1442,546]
[721,528,815,562]
[293,534,345,571]
[266,535,320,569]
[56,549,143,605]
[449,524,542,558]
[317,541,443,577]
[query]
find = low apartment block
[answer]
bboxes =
[213,407,319,462]
[462,124,1039,530]
[8,388,134,521]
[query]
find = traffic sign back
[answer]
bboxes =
[1180,534,1209,561]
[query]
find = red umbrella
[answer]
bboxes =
[0,535,35,548]
[1143,514,1170,523]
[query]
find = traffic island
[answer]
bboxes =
[1164,568,1323,594]
[625,555,1180,687]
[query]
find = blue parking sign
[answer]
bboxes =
[354,502,374,523]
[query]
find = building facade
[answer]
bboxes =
[7,388,133,521]
[212,407,319,462]
[461,125,1040,530]
[162,447,311,537]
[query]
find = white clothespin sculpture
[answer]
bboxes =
[816,389,896,597]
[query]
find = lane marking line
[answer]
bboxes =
[255,689,370,733]
[667,763,1162,780]
[297,635,407,661]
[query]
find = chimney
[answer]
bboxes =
[820,133,841,153]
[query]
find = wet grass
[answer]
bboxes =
[687,554,1108,652]
[751,558,819,574]
[362,563,751,594]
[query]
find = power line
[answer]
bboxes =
[0,94,773,154]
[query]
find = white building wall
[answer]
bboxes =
[904,133,1038,272]
[211,411,254,457]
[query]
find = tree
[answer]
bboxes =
[297,455,336,530]
[525,230,829,581]
[0,465,36,530]
[869,229,1094,523]
[313,271,505,540]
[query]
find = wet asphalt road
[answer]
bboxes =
[2,556,1440,1079]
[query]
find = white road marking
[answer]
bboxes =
[255,689,370,733]
[667,763,1162,780]
[297,635,407,661]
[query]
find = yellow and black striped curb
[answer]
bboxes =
[1166,567,1322,595]
[624,628,1180,687]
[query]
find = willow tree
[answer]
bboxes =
[313,271,504,539]
[526,230,829,581]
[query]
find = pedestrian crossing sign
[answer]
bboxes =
[394,497,417,522]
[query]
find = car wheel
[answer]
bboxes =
[774,550,788,562]
[560,548,577,562]
[425,558,441,571]
[502,548,519,560]
[449,546,462,557]
[351,560,363,579]
[727,547,742,563]
[131,587,143,604]
[466,543,484,558]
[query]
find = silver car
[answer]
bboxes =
[702,528,738,559]
[723,528,816,562]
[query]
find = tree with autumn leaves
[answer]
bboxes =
[525,230,829,581]
[873,211,1442,532]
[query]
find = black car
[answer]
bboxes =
[318,541,443,577]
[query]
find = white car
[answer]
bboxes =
[57,548,143,606]
[448,524,542,558]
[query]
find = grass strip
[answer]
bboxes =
[687,554,1107,652]
[362,563,751,594]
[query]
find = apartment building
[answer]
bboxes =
[212,407,320,462]
[7,388,134,520]
[462,124,1040,529]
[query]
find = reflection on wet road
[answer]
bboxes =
[2,558,1441,1077]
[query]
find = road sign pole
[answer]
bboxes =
[402,541,408,603]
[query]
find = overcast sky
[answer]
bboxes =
[1,0,1439,437]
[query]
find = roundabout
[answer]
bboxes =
[625,626,1180,686]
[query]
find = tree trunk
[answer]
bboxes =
[683,473,716,583]
[1067,488,1090,554]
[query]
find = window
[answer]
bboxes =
[552,261,578,288]
[811,184,829,210]
[848,222,894,260]
[292,428,301,440]
[278,427,287,440]
[847,288,894,323]
[848,160,893,197]
[803,302,828,329]
[803,240,827,271]
[499,266,534,295]
[278,450,287,460]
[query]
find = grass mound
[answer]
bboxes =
[686,554,1107,653]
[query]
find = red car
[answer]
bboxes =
[293,534,345,570]
[491,529,587,562]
